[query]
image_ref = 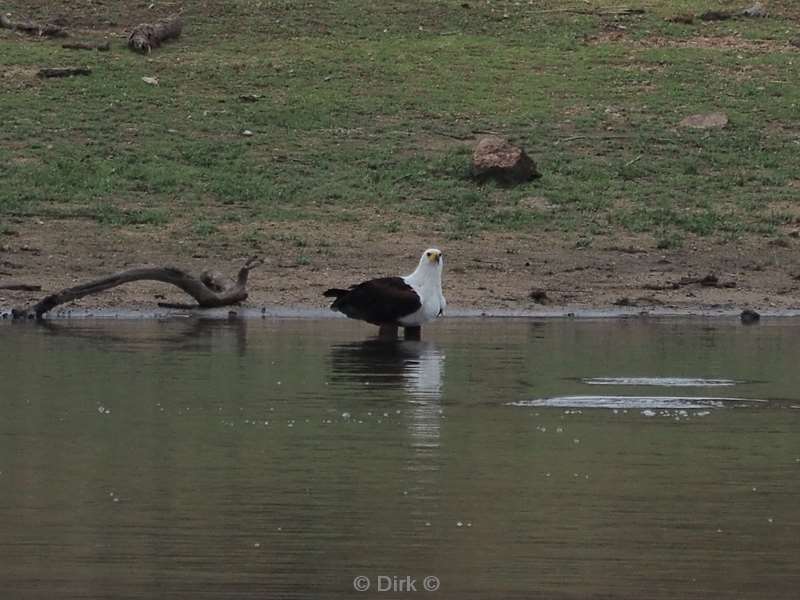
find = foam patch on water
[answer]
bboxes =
[582,377,738,387]
[509,395,767,409]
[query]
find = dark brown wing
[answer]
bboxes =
[326,277,421,325]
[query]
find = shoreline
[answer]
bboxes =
[4,304,800,321]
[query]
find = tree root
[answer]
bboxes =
[12,257,262,320]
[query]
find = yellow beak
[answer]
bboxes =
[428,251,441,264]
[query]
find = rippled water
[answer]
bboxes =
[1,317,799,599]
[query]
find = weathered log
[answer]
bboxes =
[0,14,67,37]
[127,15,182,54]
[38,67,91,78]
[12,257,262,320]
[62,40,110,51]
[699,10,734,21]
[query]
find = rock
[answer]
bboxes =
[740,309,760,324]
[790,38,800,49]
[679,112,729,129]
[471,136,540,185]
[141,76,159,85]
[741,2,767,17]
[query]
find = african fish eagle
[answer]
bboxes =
[323,248,446,336]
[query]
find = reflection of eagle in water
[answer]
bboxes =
[323,249,446,337]
[329,339,444,401]
[331,339,445,452]
[330,339,445,451]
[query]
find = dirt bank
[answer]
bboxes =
[2,217,799,316]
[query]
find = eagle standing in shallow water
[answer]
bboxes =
[323,248,446,338]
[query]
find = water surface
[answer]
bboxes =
[1,318,799,599]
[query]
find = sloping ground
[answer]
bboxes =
[1,1,800,312]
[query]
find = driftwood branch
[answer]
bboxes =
[62,40,110,51]
[12,257,262,320]
[38,67,91,78]
[0,14,67,37]
[128,15,182,54]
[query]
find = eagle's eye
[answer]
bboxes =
[426,252,432,257]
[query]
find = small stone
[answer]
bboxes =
[471,136,540,185]
[242,129,254,136]
[141,76,159,85]
[679,112,729,129]
[740,309,761,324]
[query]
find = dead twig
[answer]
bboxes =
[555,133,676,145]
[0,13,67,37]
[624,154,643,167]
[12,257,263,320]
[429,129,475,141]
[0,283,42,291]
[643,274,736,291]
[532,6,645,16]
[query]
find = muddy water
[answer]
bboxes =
[1,318,799,599]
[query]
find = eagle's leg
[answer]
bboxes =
[403,326,421,341]
[378,324,399,339]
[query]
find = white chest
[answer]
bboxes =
[398,278,444,326]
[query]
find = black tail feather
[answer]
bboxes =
[323,288,349,298]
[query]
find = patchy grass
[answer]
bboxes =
[1,0,799,248]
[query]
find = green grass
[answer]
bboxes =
[191,218,219,237]
[1,0,799,243]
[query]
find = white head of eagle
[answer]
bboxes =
[323,248,446,329]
